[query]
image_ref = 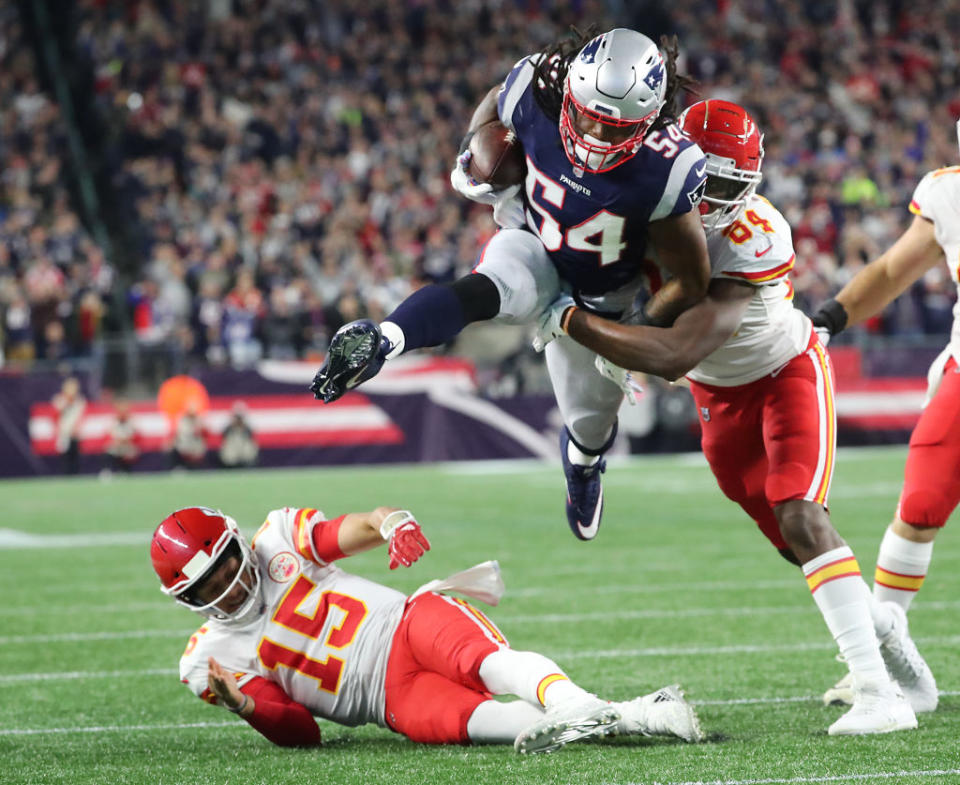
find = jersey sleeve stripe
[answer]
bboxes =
[649,144,704,222]
[498,57,535,130]
[293,508,316,560]
[908,199,923,216]
[722,254,796,282]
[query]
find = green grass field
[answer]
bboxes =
[1,447,957,785]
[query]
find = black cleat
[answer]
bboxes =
[560,427,606,541]
[310,319,390,404]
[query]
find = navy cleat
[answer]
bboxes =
[310,319,390,404]
[560,427,606,541]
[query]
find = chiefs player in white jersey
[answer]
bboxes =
[150,505,702,753]
[533,99,937,736]
[813,121,960,708]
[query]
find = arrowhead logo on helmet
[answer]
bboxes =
[679,99,765,230]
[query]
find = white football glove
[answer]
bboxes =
[594,355,643,405]
[532,294,577,353]
[814,326,831,347]
[450,150,521,205]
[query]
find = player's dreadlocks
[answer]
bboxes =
[532,26,697,131]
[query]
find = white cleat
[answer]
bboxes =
[877,602,938,713]
[618,684,704,743]
[828,683,917,736]
[823,671,854,707]
[514,695,620,754]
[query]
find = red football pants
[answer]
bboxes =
[690,337,836,550]
[898,355,960,527]
[383,592,507,744]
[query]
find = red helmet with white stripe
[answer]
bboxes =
[679,99,764,229]
[150,506,263,625]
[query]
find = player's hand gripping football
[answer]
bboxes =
[532,294,578,352]
[379,510,431,570]
[207,656,246,712]
[450,151,520,205]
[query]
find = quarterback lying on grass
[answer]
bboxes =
[151,504,702,753]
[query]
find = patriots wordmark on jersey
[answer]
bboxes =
[497,55,707,296]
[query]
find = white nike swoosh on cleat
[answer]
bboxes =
[576,488,603,539]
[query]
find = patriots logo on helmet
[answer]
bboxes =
[579,35,605,64]
[687,179,707,208]
[643,56,665,91]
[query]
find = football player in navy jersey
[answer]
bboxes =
[311,28,711,540]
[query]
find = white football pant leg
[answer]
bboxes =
[473,229,561,324]
[546,335,623,452]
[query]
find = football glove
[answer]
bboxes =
[450,150,521,205]
[532,294,578,352]
[594,355,643,405]
[811,298,848,344]
[379,510,431,570]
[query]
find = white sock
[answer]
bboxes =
[873,524,934,611]
[466,699,544,744]
[612,697,645,735]
[379,321,405,359]
[478,649,591,708]
[566,440,599,467]
[802,546,890,688]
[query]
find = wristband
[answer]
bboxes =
[812,298,848,336]
[560,305,579,334]
[380,510,416,540]
[227,694,249,714]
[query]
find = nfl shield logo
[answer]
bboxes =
[700,406,711,422]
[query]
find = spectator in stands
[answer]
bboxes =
[170,399,209,470]
[218,402,259,469]
[52,376,86,474]
[104,399,141,473]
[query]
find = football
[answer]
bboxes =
[467,121,526,188]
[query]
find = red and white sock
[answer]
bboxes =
[873,524,934,611]
[803,546,889,688]
[478,649,591,709]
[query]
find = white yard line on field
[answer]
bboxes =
[4,598,959,645]
[0,667,177,683]
[632,771,960,785]
[0,720,245,736]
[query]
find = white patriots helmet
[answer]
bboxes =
[560,28,667,174]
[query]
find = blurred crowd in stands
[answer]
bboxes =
[1,0,959,377]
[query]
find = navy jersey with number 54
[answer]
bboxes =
[497,56,707,296]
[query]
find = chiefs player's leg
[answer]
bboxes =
[689,379,795,558]
[384,592,619,747]
[874,355,960,610]
[764,344,922,730]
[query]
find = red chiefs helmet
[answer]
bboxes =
[679,99,764,229]
[150,506,263,624]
